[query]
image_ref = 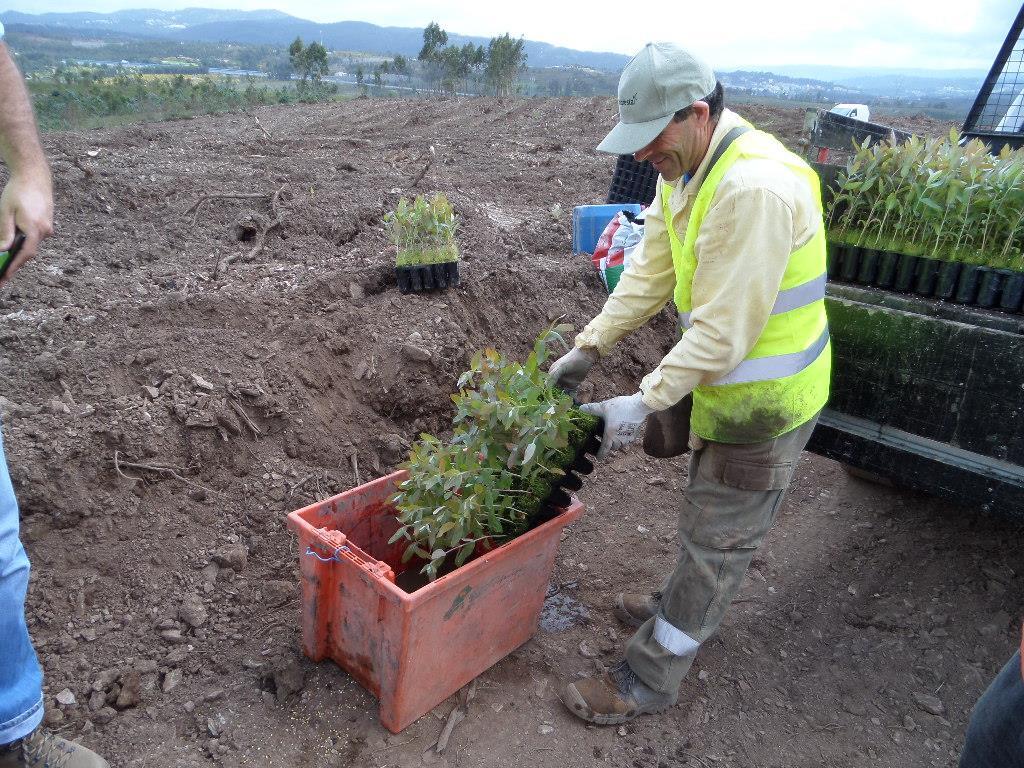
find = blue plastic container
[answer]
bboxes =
[572,203,643,254]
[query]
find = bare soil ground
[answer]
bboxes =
[4,97,1020,768]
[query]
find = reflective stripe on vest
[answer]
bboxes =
[653,616,700,657]
[711,326,830,386]
[678,271,827,330]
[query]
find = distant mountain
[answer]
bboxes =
[0,7,990,99]
[768,64,988,81]
[719,70,864,101]
[1,8,295,35]
[767,64,986,94]
[0,9,633,70]
[827,73,984,98]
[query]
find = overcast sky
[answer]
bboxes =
[6,0,1020,70]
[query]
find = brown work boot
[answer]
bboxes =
[613,591,661,628]
[0,728,109,768]
[561,660,676,725]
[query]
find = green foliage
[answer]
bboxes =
[28,73,333,131]
[418,22,449,62]
[416,22,517,95]
[485,34,527,97]
[289,37,330,82]
[288,37,331,99]
[389,326,599,580]
[828,129,1024,270]
[384,193,459,267]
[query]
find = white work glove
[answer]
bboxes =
[547,346,598,395]
[580,393,655,460]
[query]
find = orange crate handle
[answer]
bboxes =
[305,544,350,563]
[305,541,396,583]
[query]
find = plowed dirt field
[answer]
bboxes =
[4,97,1019,768]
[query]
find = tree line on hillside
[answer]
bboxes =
[415,22,526,96]
[284,24,525,97]
[27,72,311,131]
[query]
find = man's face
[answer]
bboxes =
[633,103,711,182]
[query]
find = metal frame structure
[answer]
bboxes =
[962,2,1024,149]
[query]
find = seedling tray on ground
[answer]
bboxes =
[396,261,460,294]
[286,470,584,732]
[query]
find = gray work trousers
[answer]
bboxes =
[626,412,820,694]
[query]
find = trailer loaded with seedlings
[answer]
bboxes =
[807,83,1024,515]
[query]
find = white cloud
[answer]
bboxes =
[7,0,1022,70]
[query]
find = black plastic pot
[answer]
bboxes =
[856,249,880,284]
[935,260,962,301]
[432,263,449,289]
[998,270,1024,312]
[839,245,862,283]
[954,264,982,304]
[826,241,841,279]
[914,258,940,297]
[875,250,899,289]
[395,262,461,294]
[976,267,1003,308]
[607,154,659,207]
[397,268,412,294]
[532,418,603,529]
[894,253,922,293]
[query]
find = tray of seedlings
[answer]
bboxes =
[386,192,461,294]
[826,129,1024,313]
[389,324,601,583]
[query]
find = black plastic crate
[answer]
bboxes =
[607,155,659,207]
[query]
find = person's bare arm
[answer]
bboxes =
[0,42,53,285]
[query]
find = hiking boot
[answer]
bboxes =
[560,659,676,725]
[614,591,660,628]
[0,728,109,768]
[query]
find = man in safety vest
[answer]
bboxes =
[548,42,830,724]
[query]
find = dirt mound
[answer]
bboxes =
[4,97,1017,767]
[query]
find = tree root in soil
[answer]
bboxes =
[184,192,272,225]
[249,111,273,141]
[228,399,263,437]
[216,185,289,274]
[71,156,94,179]
[432,679,477,755]
[113,450,224,498]
[350,451,361,487]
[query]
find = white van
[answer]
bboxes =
[829,103,871,122]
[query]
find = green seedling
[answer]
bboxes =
[828,129,1024,270]
[389,325,599,581]
[385,193,460,268]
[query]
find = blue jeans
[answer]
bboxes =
[0,426,43,745]
[960,651,1024,768]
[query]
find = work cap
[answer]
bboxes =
[597,42,717,155]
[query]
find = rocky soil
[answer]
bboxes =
[3,96,1017,768]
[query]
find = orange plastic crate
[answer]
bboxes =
[286,470,584,732]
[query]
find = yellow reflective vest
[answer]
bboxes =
[662,128,830,443]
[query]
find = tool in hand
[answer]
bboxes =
[0,231,26,281]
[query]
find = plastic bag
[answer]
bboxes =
[592,211,644,293]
